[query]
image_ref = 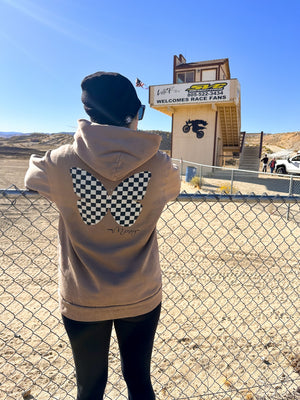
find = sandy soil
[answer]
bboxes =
[0,159,29,188]
[1,157,300,199]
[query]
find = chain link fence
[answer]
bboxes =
[1,187,299,400]
[172,160,300,197]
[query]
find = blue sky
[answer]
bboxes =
[0,0,299,134]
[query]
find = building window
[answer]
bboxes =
[176,71,195,83]
[201,69,217,81]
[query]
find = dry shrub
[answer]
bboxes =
[290,353,300,374]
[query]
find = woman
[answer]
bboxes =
[269,157,276,173]
[25,71,180,399]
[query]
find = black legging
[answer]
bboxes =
[62,303,161,400]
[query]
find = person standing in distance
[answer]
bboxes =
[261,153,269,172]
[25,72,181,400]
[269,157,276,173]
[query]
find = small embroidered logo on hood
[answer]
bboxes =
[70,167,151,226]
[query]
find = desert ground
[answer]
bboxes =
[0,131,300,194]
[0,132,300,400]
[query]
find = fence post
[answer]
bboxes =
[230,169,234,195]
[180,158,183,178]
[287,175,294,220]
[199,165,202,188]
[289,175,294,196]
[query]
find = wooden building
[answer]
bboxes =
[149,55,241,166]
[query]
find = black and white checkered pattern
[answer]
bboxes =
[70,167,151,226]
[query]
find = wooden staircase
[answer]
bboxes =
[218,104,240,150]
[239,133,263,171]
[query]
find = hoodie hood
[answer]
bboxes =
[73,119,161,181]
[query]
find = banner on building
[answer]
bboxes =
[153,80,231,106]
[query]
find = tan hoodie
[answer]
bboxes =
[25,119,180,321]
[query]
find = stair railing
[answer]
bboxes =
[240,131,246,153]
[259,131,264,158]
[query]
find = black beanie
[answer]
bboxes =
[81,71,141,126]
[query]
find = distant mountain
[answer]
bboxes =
[0,132,31,138]
[0,131,74,138]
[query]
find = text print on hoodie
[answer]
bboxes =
[25,120,181,322]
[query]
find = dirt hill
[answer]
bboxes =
[0,133,74,158]
[0,131,171,158]
[263,131,299,151]
[0,131,298,159]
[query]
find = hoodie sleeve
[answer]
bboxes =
[24,152,53,200]
[160,152,181,202]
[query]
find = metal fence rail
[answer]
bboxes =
[1,188,299,400]
[172,159,300,197]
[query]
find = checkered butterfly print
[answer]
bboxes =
[70,167,151,227]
